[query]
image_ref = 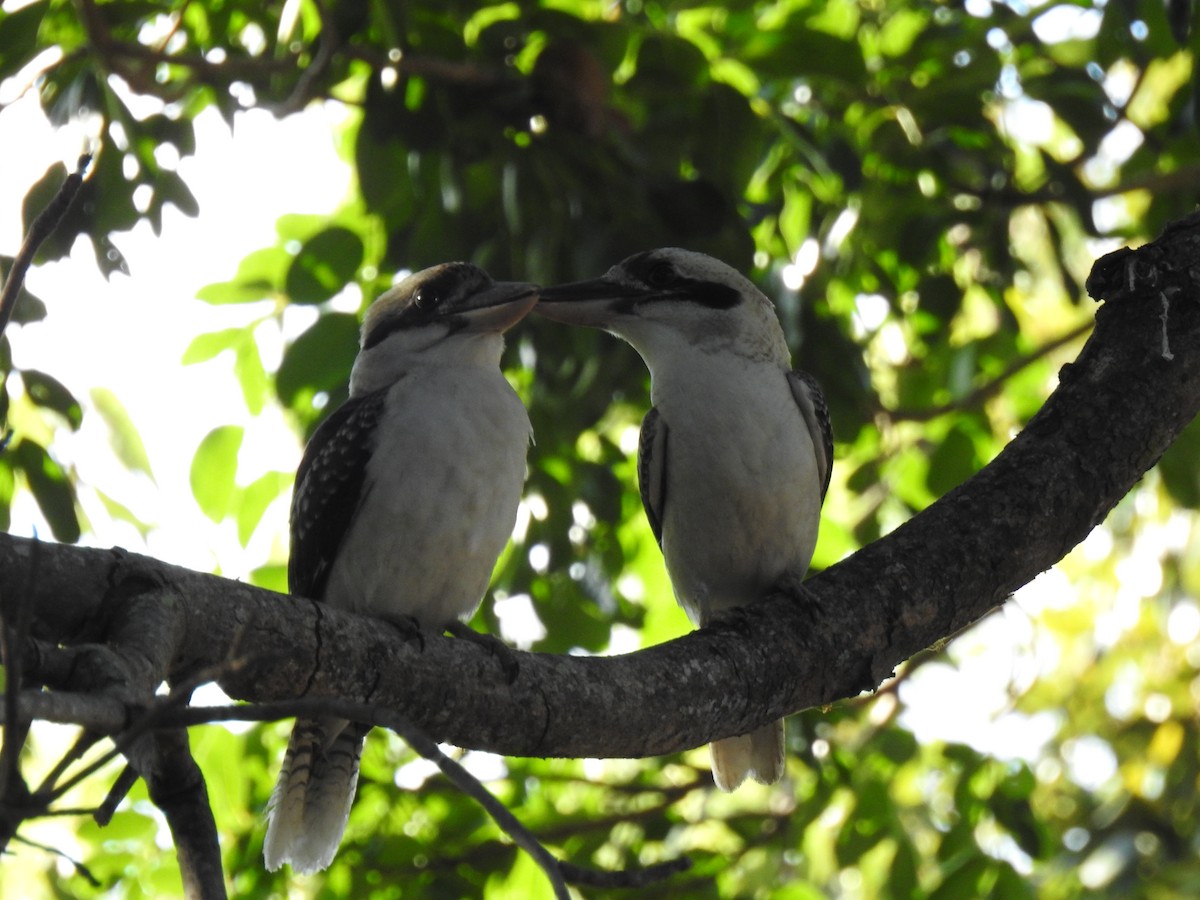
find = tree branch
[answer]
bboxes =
[3,691,685,896]
[0,155,91,344]
[74,0,507,112]
[2,213,1200,766]
[140,728,226,900]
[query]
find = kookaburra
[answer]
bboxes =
[263,262,536,873]
[537,248,832,792]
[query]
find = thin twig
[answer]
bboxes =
[560,857,692,889]
[883,320,1093,423]
[35,731,104,798]
[0,156,92,343]
[37,670,225,804]
[43,735,127,804]
[165,698,572,900]
[153,698,696,897]
[277,0,337,115]
[94,764,139,827]
[388,713,570,899]
[10,833,102,886]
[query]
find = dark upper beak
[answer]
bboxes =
[536,278,653,326]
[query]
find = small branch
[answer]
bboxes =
[1,690,128,732]
[345,45,505,86]
[76,0,504,112]
[10,833,101,887]
[0,156,92,343]
[95,765,139,826]
[276,0,338,116]
[35,730,104,797]
[560,857,692,889]
[141,728,226,900]
[154,698,687,897]
[166,698,570,898]
[882,320,1093,423]
[378,706,570,900]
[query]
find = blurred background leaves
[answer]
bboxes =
[1,0,1198,896]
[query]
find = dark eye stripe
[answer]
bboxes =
[622,253,741,310]
[679,278,740,309]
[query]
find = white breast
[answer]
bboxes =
[322,366,531,626]
[653,357,822,625]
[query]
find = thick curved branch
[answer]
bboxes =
[3,213,1200,763]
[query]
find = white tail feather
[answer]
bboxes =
[264,717,365,874]
[710,718,785,792]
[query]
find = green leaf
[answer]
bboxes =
[234,333,269,416]
[196,247,289,304]
[13,438,79,542]
[95,488,151,537]
[91,231,130,280]
[190,425,243,522]
[20,162,71,262]
[236,470,291,546]
[0,458,14,532]
[21,369,82,429]
[926,423,982,497]
[182,328,247,365]
[1157,416,1200,508]
[0,1,48,82]
[90,387,155,482]
[275,313,360,406]
[284,226,364,304]
[144,113,197,157]
[157,168,200,218]
[249,562,288,593]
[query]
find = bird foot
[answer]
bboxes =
[387,614,426,650]
[444,621,520,684]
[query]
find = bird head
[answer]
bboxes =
[351,262,537,395]
[536,248,790,367]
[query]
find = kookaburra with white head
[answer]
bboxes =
[263,262,536,873]
[537,248,832,791]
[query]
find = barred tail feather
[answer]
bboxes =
[264,717,367,873]
[710,718,786,792]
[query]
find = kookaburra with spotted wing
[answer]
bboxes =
[537,248,832,792]
[263,262,536,874]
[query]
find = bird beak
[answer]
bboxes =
[459,281,539,333]
[536,278,647,326]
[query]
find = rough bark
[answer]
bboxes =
[2,213,1199,762]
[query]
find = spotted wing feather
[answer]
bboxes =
[637,406,668,547]
[786,370,833,500]
[289,386,392,600]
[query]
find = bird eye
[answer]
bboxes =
[413,287,439,310]
[646,261,676,288]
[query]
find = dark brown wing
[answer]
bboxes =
[288,386,391,599]
[787,370,833,500]
[637,405,668,546]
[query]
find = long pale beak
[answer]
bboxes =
[459,281,539,333]
[536,278,651,326]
